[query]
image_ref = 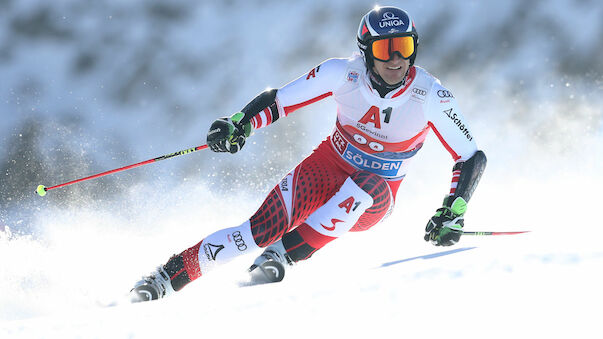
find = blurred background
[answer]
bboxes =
[1,0,603,332]
[1,0,601,230]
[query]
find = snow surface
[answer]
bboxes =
[1,1,603,338]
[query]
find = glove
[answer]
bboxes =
[207,112,253,154]
[424,196,467,246]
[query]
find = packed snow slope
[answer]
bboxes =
[1,1,602,338]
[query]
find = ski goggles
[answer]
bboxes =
[371,36,415,61]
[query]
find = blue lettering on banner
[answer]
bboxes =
[342,143,404,177]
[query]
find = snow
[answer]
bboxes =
[2,190,602,338]
[1,0,603,338]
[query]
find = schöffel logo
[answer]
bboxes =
[379,12,405,28]
[443,108,473,141]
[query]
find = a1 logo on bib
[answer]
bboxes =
[359,106,393,129]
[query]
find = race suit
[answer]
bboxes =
[163,54,480,291]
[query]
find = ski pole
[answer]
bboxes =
[36,144,208,196]
[462,231,530,236]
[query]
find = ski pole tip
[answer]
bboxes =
[36,184,47,197]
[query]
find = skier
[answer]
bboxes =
[131,6,486,301]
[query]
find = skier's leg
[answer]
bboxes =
[270,171,395,264]
[167,170,390,289]
[132,142,350,299]
[250,171,395,280]
[248,144,351,248]
[165,221,261,289]
[131,220,261,301]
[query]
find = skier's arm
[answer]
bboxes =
[237,88,280,129]
[449,150,487,204]
[237,58,347,130]
[425,81,486,203]
[207,59,346,153]
[424,82,487,246]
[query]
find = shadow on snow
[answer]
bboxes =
[380,247,477,268]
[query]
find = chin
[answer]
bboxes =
[382,71,406,85]
[385,76,405,85]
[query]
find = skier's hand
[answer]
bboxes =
[424,197,467,246]
[207,112,253,153]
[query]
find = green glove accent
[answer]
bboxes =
[450,196,467,215]
[230,112,253,138]
[425,196,466,246]
[207,113,254,154]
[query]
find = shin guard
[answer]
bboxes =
[164,220,260,291]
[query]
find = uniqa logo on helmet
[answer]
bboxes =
[379,12,405,28]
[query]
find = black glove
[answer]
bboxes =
[424,196,467,246]
[207,112,253,154]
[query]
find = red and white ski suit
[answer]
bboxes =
[167,54,479,288]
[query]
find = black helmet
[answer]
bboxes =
[357,6,419,67]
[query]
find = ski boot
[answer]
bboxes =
[248,241,293,284]
[130,266,175,303]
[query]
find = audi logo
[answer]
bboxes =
[437,90,454,98]
[412,88,427,96]
[232,231,247,251]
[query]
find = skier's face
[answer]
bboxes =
[372,53,409,85]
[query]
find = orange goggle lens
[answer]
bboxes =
[371,36,415,61]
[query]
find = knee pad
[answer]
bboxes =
[349,171,393,231]
[305,176,374,237]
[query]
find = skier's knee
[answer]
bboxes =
[348,171,393,232]
[304,175,374,237]
[349,171,392,203]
